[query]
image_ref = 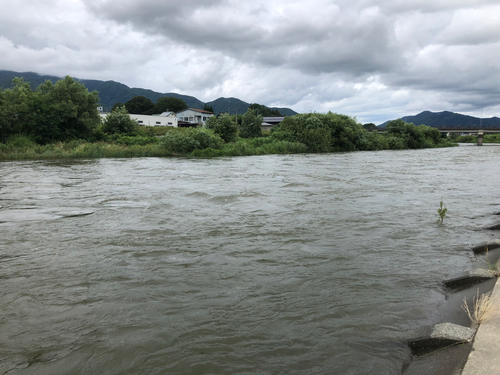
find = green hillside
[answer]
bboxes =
[0,70,297,116]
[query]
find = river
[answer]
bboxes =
[1,146,500,374]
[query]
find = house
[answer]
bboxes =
[99,112,178,127]
[261,116,285,131]
[176,108,215,126]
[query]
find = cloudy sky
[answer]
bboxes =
[1,0,500,123]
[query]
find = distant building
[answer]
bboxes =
[261,116,285,131]
[176,108,215,126]
[97,106,104,113]
[99,112,178,127]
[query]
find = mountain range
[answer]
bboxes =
[378,110,500,128]
[2,70,499,127]
[0,70,297,116]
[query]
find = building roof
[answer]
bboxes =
[262,117,285,122]
[176,108,214,115]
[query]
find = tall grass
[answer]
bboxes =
[191,138,307,157]
[462,289,500,324]
[0,139,173,160]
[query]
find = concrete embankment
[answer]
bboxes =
[461,273,500,374]
[403,230,500,374]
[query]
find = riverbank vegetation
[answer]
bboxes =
[454,134,500,143]
[0,76,457,161]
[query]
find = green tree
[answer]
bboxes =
[125,96,154,115]
[203,104,214,113]
[0,91,9,142]
[385,119,407,136]
[271,112,365,153]
[239,108,263,138]
[27,86,61,144]
[385,119,439,149]
[112,102,123,111]
[362,123,377,131]
[154,97,188,113]
[45,76,101,141]
[205,113,238,143]
[102,106,138,134]
[248,103,281,117]
[0,78,34,142]
[0,76,100,144]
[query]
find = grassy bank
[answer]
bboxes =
[0,133,308,161]
[0,115,458,161]
[0,134,456,161]
[0,139,172,160]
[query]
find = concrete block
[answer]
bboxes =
[408,323,475,351]
[443,268,496,288]
[483,222,500,231]
[471,239,500,254]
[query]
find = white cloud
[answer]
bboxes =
[0,0,499,123]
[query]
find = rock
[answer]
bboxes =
[443,268,496,288]
[483,222,500,230]
[408,323,475,351]
[471,239,500,254]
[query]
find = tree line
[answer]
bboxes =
[112,96,189,115]
[0,76,454,156]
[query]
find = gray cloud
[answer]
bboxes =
[1,0,500,123]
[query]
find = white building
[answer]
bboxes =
[176,108,215,126]
[99,112,178,127]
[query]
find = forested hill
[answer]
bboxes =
[0,70,297,116]
[379,111,500,128]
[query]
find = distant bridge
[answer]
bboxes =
[378,127,500,134]
[436,127,500,134]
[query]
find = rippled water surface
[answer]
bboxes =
[1,146,500,374]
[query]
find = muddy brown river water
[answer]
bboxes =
[1,146,500,374]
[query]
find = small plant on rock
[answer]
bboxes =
[437,199,447,223]
[481,248,500,277]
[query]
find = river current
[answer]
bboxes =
[1,146,500,374]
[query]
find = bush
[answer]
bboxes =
[102,106,138,134]
[385,119,449,149]
[387,135,407,150]
[205,114,238,143]
[160,128,223,154]
[271,112,365,153]
[239,109,263,138]
[6,135,37,150]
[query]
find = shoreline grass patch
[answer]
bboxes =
[462,289,500,325]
